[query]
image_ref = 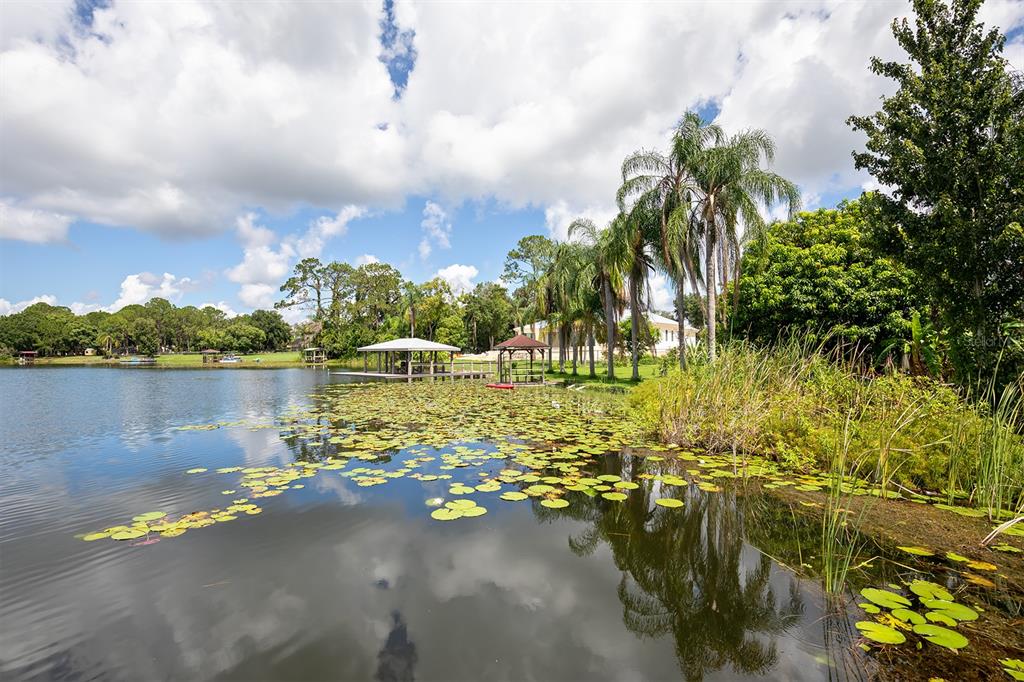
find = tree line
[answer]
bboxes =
[0,300,291,357]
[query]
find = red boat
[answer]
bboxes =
[486,383,515,390]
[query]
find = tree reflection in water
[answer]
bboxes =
[549,454,805,682]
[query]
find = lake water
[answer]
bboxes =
[2,367,867,681]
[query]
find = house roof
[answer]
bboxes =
[357,337,460,352]
[494,334,549,350]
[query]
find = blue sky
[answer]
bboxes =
[1,0,1021,318]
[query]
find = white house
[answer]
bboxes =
[513,311,697,360]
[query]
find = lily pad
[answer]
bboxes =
[897,546,934,557]
[461,506,487,517]
[891,608,925,625]
[945,551,970,562]
[81,532,109,542]
[655,498,684,508]
[601,492,627,502]
[855,621,906,645]
[912,624,968,650]
[908,580,953,601]
[859,603,880,614]
[430,508,463,521]
[965,559,997,571]
[500,491,529,501]
[992,543,1021,553]
[860,588,911,609]
[1000,659,1024,681]
[541,499,569,509]
[111,529,146,540]
[919,599,978,622]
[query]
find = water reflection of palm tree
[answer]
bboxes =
[559,474,804,681]
[375,611,417,682]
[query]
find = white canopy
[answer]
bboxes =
[357,337,460,353]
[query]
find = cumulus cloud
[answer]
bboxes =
[544,200,618,242]
[0,199,72,243]
[199,300,238,318]
[108,272,196,311]
[225,214,296,308]
[1,0,1021,245]
[292,205,366,259]
[435,263,478,296]
[0,294,58,316]
[354,254,380,266]
[418,201,451,259]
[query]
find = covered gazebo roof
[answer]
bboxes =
[358,337,460,353]
[494,334,548,350]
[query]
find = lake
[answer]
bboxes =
[0,366,997,681]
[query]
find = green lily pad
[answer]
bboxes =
[897,545,934,557]
[992,543,1021,553]
[855,621,906,644]
[82,532,110,542]
[655,498,684,508]
[111,529,146,540]
[446,499,477,510]
[858,603,880,614]
[860,588,911,609]
[912,623,968,650]
[132,511,167,523]
[1001,659,1024,681]
[891,608,925,625]
[430,508,463,521]
[461,506,487,517]
[500,491,528,501]
[919,599,978,621]
[908,580,953,601]
[945,551,970,562]
[601,492,627,501]
[541,498,569,509]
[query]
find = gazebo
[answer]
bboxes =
[303,347,326,364]
[355,337,460,378]
[494,334,548,385]
[201,349,223,364]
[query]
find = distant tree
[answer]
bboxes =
[249,309,291,350]
[224,323,266,354]
[502,235,555,339]
[462,282,514,352]
[847,0,1024,380]
[130,317,160,356]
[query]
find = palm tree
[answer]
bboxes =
[568,218,626,379]
[610,204,659,380]
[619,112,719,369]
[691,129,800,360]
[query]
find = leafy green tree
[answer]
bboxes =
[130,317,160,356]
[733,201,919,354]
[569,218,626,378]
[249,309,291,350]
[462,282,514,352]
[502,235,555,340]
[848,0,1024,381]
[435,312,467,349]
[224,323,266,353]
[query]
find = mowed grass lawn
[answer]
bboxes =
[543,360,662,386]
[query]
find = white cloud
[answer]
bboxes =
[199,300,238,318]
[648,272,675,312]
[435,263,478,296]
[108,272,195,311]
[0,199,72,243]
[226,214,295,291]
[418,201,451,259]
[0,294,58,315]
[354,254,380,266]
[1,1,1021,245]
[544,200,617,242]
[292,205,366,258]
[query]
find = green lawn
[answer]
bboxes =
[543,360,661,387]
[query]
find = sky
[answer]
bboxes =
[1,0,1022,321]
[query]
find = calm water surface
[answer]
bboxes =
[1,367,851,681]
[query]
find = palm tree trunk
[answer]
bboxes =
[588,324,596,377]
[547,329,553,371]
[630,275,640,380]
[571,325,578,375]
[706,224,717,362]
[558,323,566,373]
[603,278,615,379]
[675,285,688,371]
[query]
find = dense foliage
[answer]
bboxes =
[848,0,1024,381]
[275,258,515,358]
[0,300,290,356]
[733,200,920,354]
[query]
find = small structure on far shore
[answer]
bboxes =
[331,337,491,381]
[17,350,38,365]
[303,347,326,364]
[84,347,96,356]
[494,334,548,385]
[201,349,223,364]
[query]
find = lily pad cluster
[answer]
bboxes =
[855,580,978,652]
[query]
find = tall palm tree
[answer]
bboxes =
[691,130,799,359]
[619,112,719,369]
[610,203,659,380]
[568,217,626,379]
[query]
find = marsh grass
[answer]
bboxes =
[631,340,1024,515]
